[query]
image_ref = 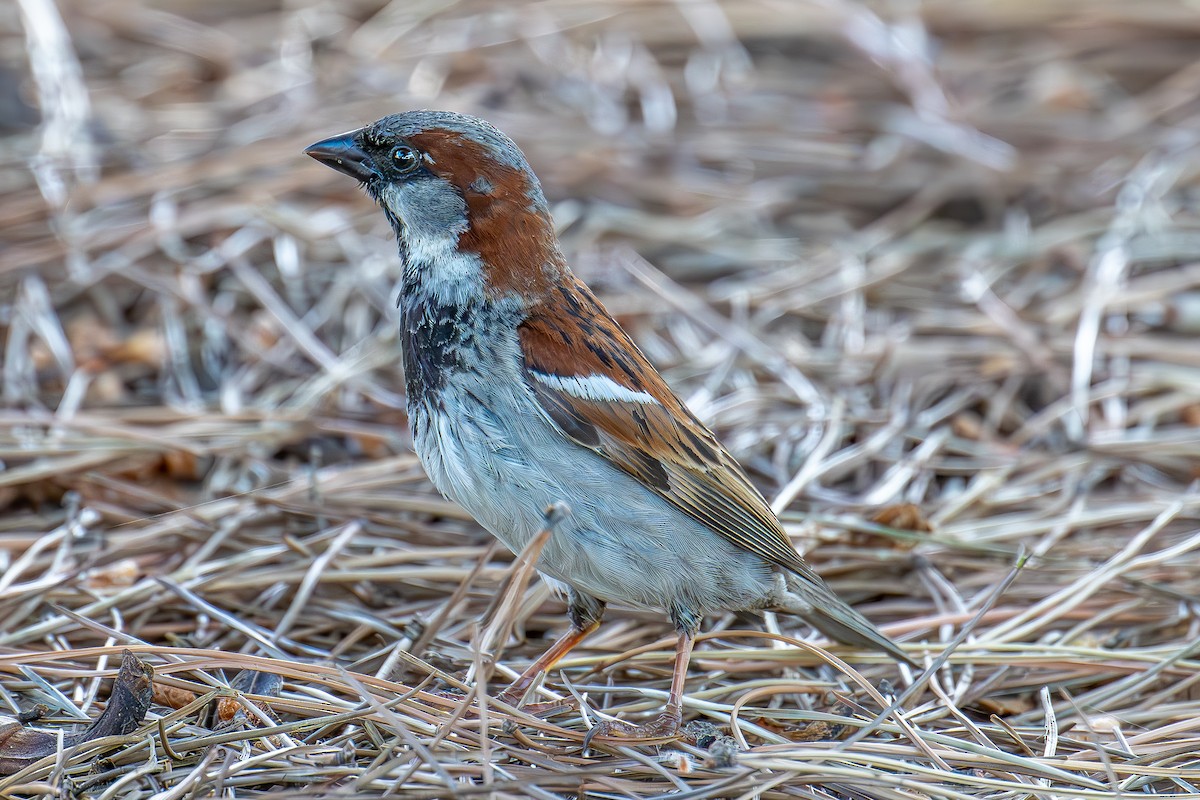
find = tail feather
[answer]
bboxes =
[776,574,917,668]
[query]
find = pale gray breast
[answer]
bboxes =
[398,287,775,616]
[410,369,775,617]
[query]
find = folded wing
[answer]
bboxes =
[516,277,911,664]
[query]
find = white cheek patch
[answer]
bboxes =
[531,370,659,405]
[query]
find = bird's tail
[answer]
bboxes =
[776,573,916,668]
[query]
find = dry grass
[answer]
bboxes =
[2,0,1200,796]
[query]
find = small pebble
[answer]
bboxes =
[708,736,742,769]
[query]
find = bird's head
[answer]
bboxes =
[306,110,565,301]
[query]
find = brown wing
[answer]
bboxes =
[517,281,820,582]
[517,278,912,664]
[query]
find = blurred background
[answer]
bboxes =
[3,0,1200,795]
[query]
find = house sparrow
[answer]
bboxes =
[306,111,913,741]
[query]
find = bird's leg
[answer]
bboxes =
[584,627,697,746]
[494,619,599,708]
[494,589,605,709]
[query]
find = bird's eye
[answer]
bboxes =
[390,145,421,174]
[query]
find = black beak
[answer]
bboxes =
[305,132,377,182]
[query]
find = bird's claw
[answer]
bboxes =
[503,698,576,718]
[491,689,576,719]
[491,688,525,709]
[583,711,684,750]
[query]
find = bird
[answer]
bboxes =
[306,110,913,742]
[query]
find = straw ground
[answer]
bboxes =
[2,0,1200,797]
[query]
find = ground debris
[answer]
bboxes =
[0,651,152,775]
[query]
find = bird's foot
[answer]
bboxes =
[491,687,576,718]
[583,710,684,749]
[492,687,527,709]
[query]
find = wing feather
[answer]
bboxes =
[519,305,812,577]
[516,285,912,665]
